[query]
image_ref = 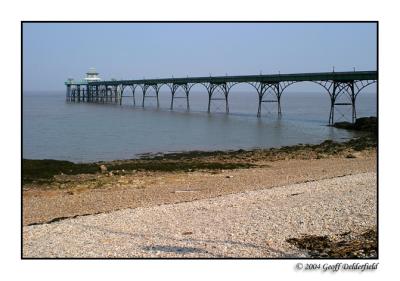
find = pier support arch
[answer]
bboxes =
[249,81,295,117]
[141,84,160,108]
[169,83,193,111]
[205,82,236,113]
[119,84,137,106]
[315,79,376,125]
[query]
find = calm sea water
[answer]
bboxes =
[23,89,376,163]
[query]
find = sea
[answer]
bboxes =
[23,88,377,163]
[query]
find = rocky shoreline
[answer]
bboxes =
[333,116,377,133]
[23,133,376,187]
[23,139,376,226]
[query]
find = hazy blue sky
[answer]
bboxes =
[23,23,377,91]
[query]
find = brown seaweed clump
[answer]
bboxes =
[286,229,377,258]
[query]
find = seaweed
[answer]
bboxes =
[22,158,255,185]
[286,229,377,258]
[22,135,376,185]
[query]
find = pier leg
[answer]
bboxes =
[105,86,108,103]
[329,82,337,125]
[77,85,81,102]
[105,87,107,103]
[185,87,190,111]
[207,91,212,113]
[276,84,282,116]
[142,86,146,107]
[256,83,265,118]
[257,95,262,118]
[119,86,123,105]
[224,85,230,113]
[170,86,176,110]
[132,85,136,107]
[156,87,160,108]
[66,85,70,102]
[350,82,356,123]
[86,85,90,102]
[207,83,214,113]
[277,96,282,116]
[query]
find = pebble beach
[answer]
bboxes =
[23,172,377,258]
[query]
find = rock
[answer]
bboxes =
[354,117,377,133]
[333,121,354,130]
[100,165,107,173]
[333,116,377,134]
[226,175,233,179]
[108,171,113,176]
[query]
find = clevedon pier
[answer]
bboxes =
[65,68,377,124]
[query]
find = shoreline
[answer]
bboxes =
[23,134,376,186]
[23,139,376,225]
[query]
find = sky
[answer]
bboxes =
[23,22,377,91]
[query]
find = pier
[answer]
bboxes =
[65,69,377,124]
